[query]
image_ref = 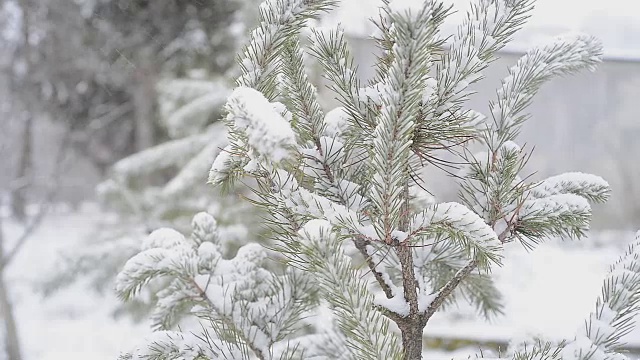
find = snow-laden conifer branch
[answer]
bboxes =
[219,0,337,188]
[281,38,369,211]
[281,38,326,145]
[159,80,230,138]
[530,172,611,204]
[226,87,297,166]
[411,0,534,157]
[510,170,610,249]
[119,330,232,360]
[83,77,236,248]
[308,27,375,137]
[116,228,199,302]
[430,0,534,116]
[488,32,602,147]
[459,142,528,224]
[237,0,337,98]
[269,169,361,228]
[369,0,448,238]
[300,137,369,210]
[409,202,502,270]
[116,0,628,358]
[113,134,211,178]
[157,78,230,138]
[469,338,565,360]
[370,0,395,82]
[297,220,402,360]
[515,194,593,244]
[475,232,640,360]
[209,87,299,186]
[414,242,504,319]
[510,339,565,360]
[116,213,323,360]
[162,132,229,200]
[561,232,640,359]
[460,34,604,246]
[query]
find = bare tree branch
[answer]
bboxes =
[0,125,72,270]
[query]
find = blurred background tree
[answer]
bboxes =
[0,0,256,356]
[1,0,248,219]
[30,0,267,321]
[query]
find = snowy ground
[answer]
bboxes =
[2,207,639,359]
[3,206,147,360]
[426,232,640,358]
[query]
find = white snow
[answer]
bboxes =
[208,144,234,184]
[357,224,381,241]
[2,208,147,360]
[411,202,502,262]
[521,193,591,218]
[360,83,386,106]
[141,228,186,251]
[374,293,410,317]
[5,209,640,359]
[421,78,438,103]
[418,291,437,313]
[531,172,610,199]
[323,107,350,138]
[226,87,297,163]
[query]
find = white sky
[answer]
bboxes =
[333,0,640,52]
[526,0,635,28]
[438,0,638,28]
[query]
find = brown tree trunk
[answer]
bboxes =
[397,244,425,360]
[399,318,426,360]
[0,210,22,360]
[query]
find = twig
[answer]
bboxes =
[422,219,519,323]
[423,258,478,322]
[354,236,394,298]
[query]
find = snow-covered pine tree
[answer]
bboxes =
[116,0,640,359]
[43,75,266,317]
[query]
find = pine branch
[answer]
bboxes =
[219,0,338,187]
[281,38,326,145]
[562,233,640,359]
[431,0,534,113]
[530,172,611,204]
[423,218,514,323]
[353,236,394,299]
[307,27,374,137]
[423,258,478,322]
[409,202,502,270]
[417,242,504,319]
[487,33,602,147]
[237,0,337,98]
[297,220,402,360]
[369,0,448,241]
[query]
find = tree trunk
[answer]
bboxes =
[10,114,32,221]
[0,210,22,360]
[11,0,33,222]
[399,319,425,360]
[132,49,156,152]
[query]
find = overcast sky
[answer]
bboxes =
[333,0,640,53]
[527,0,633,28]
